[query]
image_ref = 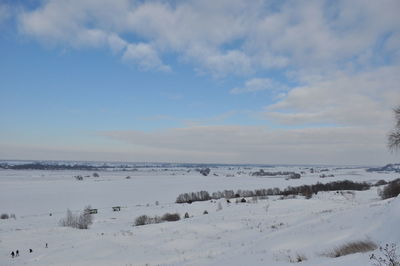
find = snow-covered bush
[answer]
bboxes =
[380,179,400,199]
[274,250,307,263]
[370,243,399,266]
[135,215,152,226]
[59,206,93,229]
[292,253,307,263]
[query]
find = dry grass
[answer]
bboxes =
[324,240,378,258]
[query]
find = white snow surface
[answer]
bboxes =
[0,165,399,266]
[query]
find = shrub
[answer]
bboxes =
[176,191,211,203]
[324,240,377,258]
[92,172,99,177]
[135,213,181,226]
[162,213,180,222]
[375,180,388,186]
[175,180,371,204]
[370,243,399,266]
[199,168,211,176]
[380,179,400,199]
[184,212,189,219]
[203,210,208,215]
[302,189,313,199]
[59,206,93,229]
[292,253,307,263]
[134,215,163,226]
[0,213,9,219]
[135,215,150,226]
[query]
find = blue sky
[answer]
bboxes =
[0,0,399,164]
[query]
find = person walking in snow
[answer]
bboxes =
[16,250,19,256]
[11,251,15,258]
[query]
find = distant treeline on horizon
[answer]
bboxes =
[0,160,371,171]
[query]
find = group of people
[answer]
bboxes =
[10,250,22,258]
[11,246,44,258]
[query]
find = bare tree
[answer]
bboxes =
[59,206,93,229]
[388,106,400,151]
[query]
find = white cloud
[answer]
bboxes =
[16,0,400,74]
[264,66,400,127]
[231,78,288,94]
[122,42,170,71]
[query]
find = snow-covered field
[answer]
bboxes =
[0,165,399,266]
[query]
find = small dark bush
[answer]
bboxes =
[184,212,189,219]
[375,180,388,186]
[380,179,400,199]
[134,215,162,226]
[162,213,180,222]
[240,198,247,203]
[290,253,307,263]
[1,213,9,219]
[135,215,150,226]
[135,213,181,226]
[303,189,313,199]
[203,210,208,215]
[92,172,99,177]
[199,168,211,176]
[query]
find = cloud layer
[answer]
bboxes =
[100,125,395,164]
[18,0,400,75]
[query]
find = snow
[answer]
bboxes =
[0,165,399,265]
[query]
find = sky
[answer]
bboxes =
[0,0,399,165]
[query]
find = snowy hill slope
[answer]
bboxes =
[0,167,399,265]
